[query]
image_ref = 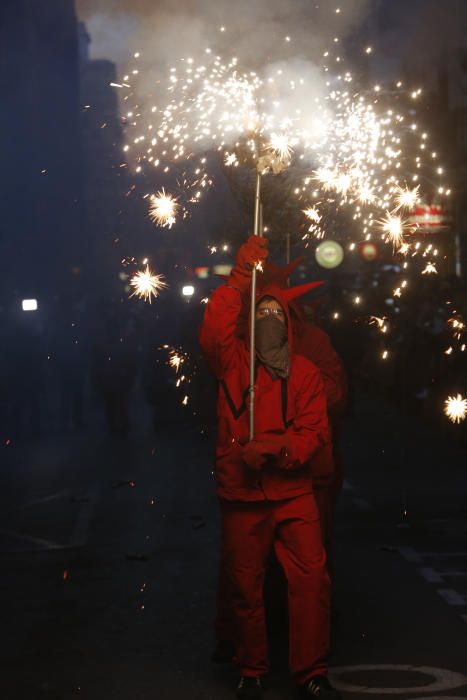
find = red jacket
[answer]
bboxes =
[199,283,330,502]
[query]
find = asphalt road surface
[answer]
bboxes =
[1,392,467,700]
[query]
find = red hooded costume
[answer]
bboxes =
[199,236,331,684]
[200,280,331,501]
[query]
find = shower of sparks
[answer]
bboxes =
[449,317,465,336]
[394,184,420,211]
[377,212,412,248]
[444,394,467,424]
[268,132,294,162]
[129,265,167,303]
[369,316,388,332]
[224,152,238,167]
[357,182,376,205]
[422,262,438,275]
[168,349,184,372]
[303,206,321,224]
[118,43,450,262]
[116,41,453,387]
[398,242,410,256]
[149,189,179,228]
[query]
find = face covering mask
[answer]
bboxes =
[255,315,289,379]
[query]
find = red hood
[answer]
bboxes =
[253,281,324,352]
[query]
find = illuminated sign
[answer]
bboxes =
[409,202,452,233]
[315,241,344,269]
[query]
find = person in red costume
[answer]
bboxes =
[262,258,348,565]
[200,235,342,700]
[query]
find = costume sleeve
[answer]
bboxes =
[282,366,330,470]
[199,284,243,378]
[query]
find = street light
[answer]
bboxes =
[22,299,38,311]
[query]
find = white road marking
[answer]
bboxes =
[0,528,63,551]
[437,588,467,606]
[418,567,444,583]
[16,488,75,509]
[398,546,422,563]
[330,664,467,695]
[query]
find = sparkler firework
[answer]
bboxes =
[444,394,467,424]
[148,189,179,228]
[130,264,167,303]
[114,28,459,425]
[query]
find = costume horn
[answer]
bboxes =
[281,281,324,301]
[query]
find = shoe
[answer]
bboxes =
[236,675,263,699]
[211,639,235,663]
[301,675,342,699]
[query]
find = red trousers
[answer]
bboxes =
[218,494,330,683]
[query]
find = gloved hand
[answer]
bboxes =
[242,441,267,471]
[228,235,268,291]
[242,434,291,470]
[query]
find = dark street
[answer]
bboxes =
[2,389,467,700]
[1,1,467,699]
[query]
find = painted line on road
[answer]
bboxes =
[330,664,467,695]
[16,488,75,510]
[418,567,444,583]
[437,588,467,606]
[0,528,63,551]
[398,546,422,563]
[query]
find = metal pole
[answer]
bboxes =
[249,170,262,440]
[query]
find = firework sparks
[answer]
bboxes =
[369,316,388,333]
[129,265,167,303]
[268,133,294,162]
[224,152,238,167]
[303,207,321,224]
[168,349,184,373]
[149,189,179,228]
[422,262,438,275]
[444,394,467,424]
[377,212,412,248]
[357,182,376,205]
[394,184,420,211]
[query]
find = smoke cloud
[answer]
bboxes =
[77,0,373,72]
